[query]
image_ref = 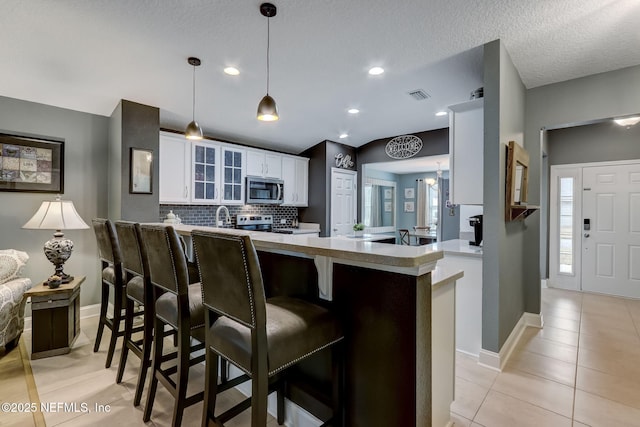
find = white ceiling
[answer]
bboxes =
[1,0,639,153]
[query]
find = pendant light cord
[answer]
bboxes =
[266,15,270,95]
[192,64,196,121]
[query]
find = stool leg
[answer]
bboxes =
[202,348,220,427]
[93,281,109,353]
[172,327,191,427]
[143,316,164,422]
[105,285,123,368]
[277,377,285,425]
[251,368,268,427]
[116,297,134,383]
[133,301,153,406]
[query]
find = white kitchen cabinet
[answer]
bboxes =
[221,147,245,205]
[159,132,191,204]
[282,156,309,206]
[448,98,484,205]
[191,140,221,204]
[246,149,282,179]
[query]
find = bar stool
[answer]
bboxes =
[113,221,156,405]
[192,230,345,427]
[139,224,220,427]
[398,228,410,245]
[92,218,127,369]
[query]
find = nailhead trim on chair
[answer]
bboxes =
[238,237,257,328]
[268,336,344,376]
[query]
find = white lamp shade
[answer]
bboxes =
[22,198,90,230]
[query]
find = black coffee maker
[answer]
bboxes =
[469,215,483,246]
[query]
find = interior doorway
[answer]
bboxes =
[330,168,357,236]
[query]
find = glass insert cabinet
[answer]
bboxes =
[191,141,246,205]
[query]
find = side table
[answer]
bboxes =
[25,275,85,360]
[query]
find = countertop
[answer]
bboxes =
[431,266,464,291]
[423,239,483,258]
[166,224,443,274]
[334,233,396,242]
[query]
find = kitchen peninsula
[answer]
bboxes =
[171,224,458,427]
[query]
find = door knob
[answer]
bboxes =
[584,233,590,238]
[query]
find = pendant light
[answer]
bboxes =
[185,57,203,140]
[257,3,279,121]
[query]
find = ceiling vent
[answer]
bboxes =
[407,89,430,101]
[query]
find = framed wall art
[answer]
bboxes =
[404,201,415,212]
[404,187,415,199]
[0,132,64,193]
[130,148,153,194]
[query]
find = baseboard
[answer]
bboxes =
[24,303,101,332]
[478,311,543,372]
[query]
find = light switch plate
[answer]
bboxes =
[280,219,287,224]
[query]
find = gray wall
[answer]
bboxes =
[527,65,640,282]
[300,140,357,236]
[482,40,530,353]
[109,100,160,222]
[0,95,109,314]
[547,120,640,166]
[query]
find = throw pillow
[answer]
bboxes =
[0,249,29,285]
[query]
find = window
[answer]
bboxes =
[558,177,574,274]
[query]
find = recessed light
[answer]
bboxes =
[339,133,348,139]
[348,108,360,114]
[435,111,448,117]
[368,67,384,76]
[223,67,240,76]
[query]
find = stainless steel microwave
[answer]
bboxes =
[246,176,284,204]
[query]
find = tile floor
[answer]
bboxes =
[13,287,640,426]
[451,287,640,427]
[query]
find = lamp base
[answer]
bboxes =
[44,232,75,285]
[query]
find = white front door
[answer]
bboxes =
[331,168,357,236]
[581,163,640,298]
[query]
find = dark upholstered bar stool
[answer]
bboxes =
[138,224,211,427]
[114,221,155,405]
[192,230,345,427]
[92,218,127,369]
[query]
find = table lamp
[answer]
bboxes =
[22,195,89,285]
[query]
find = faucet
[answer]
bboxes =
[215,205,230,228]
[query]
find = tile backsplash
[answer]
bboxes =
[159,204,299,229]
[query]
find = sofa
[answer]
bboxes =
[0,249,32,350]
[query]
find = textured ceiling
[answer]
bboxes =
[1,0,639,153]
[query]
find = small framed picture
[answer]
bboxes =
[130,148,153,194]
[404,201,415,212]
[404,187,415,199]
[384,188,392,200]
[384,201,392,212]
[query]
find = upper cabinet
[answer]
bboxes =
[247,149,282,179]
[221,146,246,205]
[448,98,484,205]
[191,140,221,204]
[282,156,309,207]
[159,132,191,204]
[159,131,307,207]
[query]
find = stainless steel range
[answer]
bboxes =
[235,214,273,232]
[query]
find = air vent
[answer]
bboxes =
[407,89,430,101]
